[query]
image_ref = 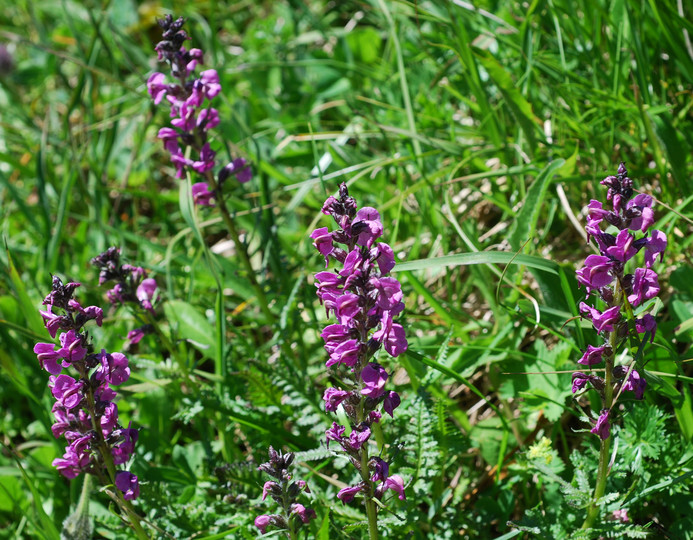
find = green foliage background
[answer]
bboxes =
[0,0,692,538]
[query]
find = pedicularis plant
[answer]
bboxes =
[34,276,147,538]
[573,163,666,530]
[312,184,407,539]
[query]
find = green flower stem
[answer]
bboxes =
[203,170,275,323]
[582,282,621,530]
[361,444,379,540]
[81,368,151,540]
[356,400,378,540]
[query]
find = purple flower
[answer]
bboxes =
[572,372,589,394]
[371,458,389,483]
[374,242,396,274]
[34,342,63,375]
[346,426,371,451]
[39,305,66,338]
[579,303,621,333]
[58,330,87,365]
[320,324,351,353]
[290,503,316,523]
[627,267,660,307]
[635,313,657,341]
[147,72,170,104]
[576,255,614,292]
[192,143,216,173]
[136,278,158,312]
[374,317,408,357]
[586,199,609,227]
[127,326,147,344]
[254,514,271,534]
[49,374,84,409]
[383,391,401,417]
[605,229,637,262]
[371,277,404,310]
[622,369,646,399]
[115,471,139,500]
[353,207,383,248]
[335,293,361,325]
[95,350,130,386]
[112,425,139,465]
[361,363,388,398]
[337,484,363,503]
[52,445,91,479]
[219,157,252,184]
[382,474,406,500]
[191,182,215,206]
[310,227,334,267]
[261,481,276,501]
[578,345,607,366]
[325,422,346,447]
[323,387,350,412]
[627,194,655,232]
[591,410,611,440]
[326,339,360,367]
[643,230,667,268]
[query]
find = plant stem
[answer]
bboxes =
[204,170,275,323]
[82,370,151,540]
[361,445,379,540]
[582,283,620,530]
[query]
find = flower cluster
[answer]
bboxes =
[34,276,139,500]
[574,163,666,439]
[312,183,407,506]
[254,447,316,536]
[147,15,251,206]
[90,247,158,344]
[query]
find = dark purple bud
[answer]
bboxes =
[612,365,629,379]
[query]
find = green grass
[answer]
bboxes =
[0,0,692,538]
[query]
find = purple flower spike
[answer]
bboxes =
[313,183,407,511]
[149,15,253,207]
[575,164,663,438]
[591,410,611,440]
[115,471,140,501]
[36,273,140,493]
